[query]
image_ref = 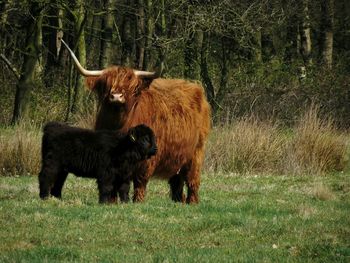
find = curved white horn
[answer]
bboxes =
[60,39,103,77]
[133,70,156,78]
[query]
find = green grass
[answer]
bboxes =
[0,173,349,262]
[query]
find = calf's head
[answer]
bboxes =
[121,125,157,161]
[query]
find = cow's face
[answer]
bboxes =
[87,67,143,110]
[61,40,156,109]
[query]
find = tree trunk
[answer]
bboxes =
[298,0,312,66]
[45,3,61,71]
[136,0,145,69]
[143,0,153,70]
[155,0,166,76]
[86,5,101,64]
[99,0,114,68]
[121,0,133,66]
[12,3,43,123]
[261,32,276,62]
[71,0,87,113]
[319,0,334,69]
[184,29,203,80]
[215,36,229,113]
[0,0,10,53]
[200,32,214,105]
[284,2,298,64]
[251,30,262,64]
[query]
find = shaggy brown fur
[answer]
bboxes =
[86,67,211,204]
[38,122,157,203]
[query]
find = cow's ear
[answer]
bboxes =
[137,69,159,91]
[137,76,157,92]
[129,130,137,142]
[85,77,99,90]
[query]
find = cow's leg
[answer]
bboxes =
[184,148,205,204]
[132,176,149,202]
[168,172,186,203]
[133,163,153,202]
[50,171,68,199]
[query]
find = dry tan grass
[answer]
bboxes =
[71,105,97,129]
[285,106,348,175]
[0,106,349,177]
[310,183,336,201]
[0,122,41,176]
[205,107,348,175]
[204,117,285,173]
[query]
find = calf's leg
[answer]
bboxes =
[97,169,115,204]
[118,181,130,203]
[50,171,68,199]
[38,161,60,200]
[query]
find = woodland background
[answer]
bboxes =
[0,3,349,260]
[0,0,349,127]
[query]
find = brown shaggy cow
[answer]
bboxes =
[61,39,211,204]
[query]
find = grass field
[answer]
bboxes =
[0,173,349,262]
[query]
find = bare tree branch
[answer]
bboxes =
[0,54,20,80]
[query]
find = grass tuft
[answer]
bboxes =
[310,183,336,201]
[0,122,41,176]
[286,105,348,175]
[205,118,284,173]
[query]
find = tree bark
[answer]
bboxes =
[298,0,312,66]
[71,0,87,113]
[184,29,203,80]
[45,2,63,71]
[155,0,166,76]
[215,36,229,113]
[319,0,334,69]
[0,0,10,53]
[121,0,133,66]
[200,32,214,104]
[12,3,43,123]
[99,0,114,68]
[143,0,153,70]
[283,2,298,64]
[251,30,262,64]
[136,0,145,69]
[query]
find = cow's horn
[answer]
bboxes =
[60,39,103,77]
[133,70,157,78]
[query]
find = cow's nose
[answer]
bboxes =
[109,93,125,103]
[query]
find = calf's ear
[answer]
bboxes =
[129,130,137,142]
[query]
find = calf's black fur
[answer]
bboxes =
[38,122,157,203]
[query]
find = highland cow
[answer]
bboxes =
[61,39,211,204]
[38,122,157,203]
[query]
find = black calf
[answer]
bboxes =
[38,122,157,203]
